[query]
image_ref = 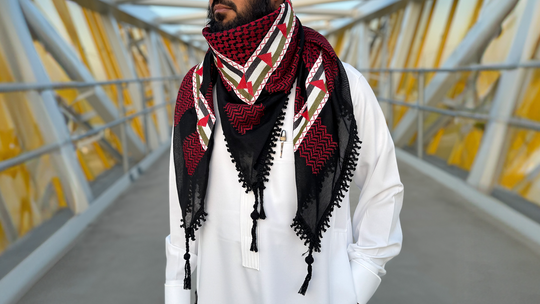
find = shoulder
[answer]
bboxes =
[181,65,198,85]
[178,64,201,93]
[340,62,374,108]
[177,65,199,99]
[302,26,324,40]
[341,62,366,88]
[302,26,335,55]
[174,65,200,124]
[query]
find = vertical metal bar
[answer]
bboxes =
[0,192,18,243]
[387,70,394,134]
[417,72,424,159]
[117,84,129,173]
[146,30,169,144]
[140,80,150,154]
[168,79,176,129]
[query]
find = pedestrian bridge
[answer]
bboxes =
[1,0,540,303]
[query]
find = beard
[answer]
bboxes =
[207,0,276,32]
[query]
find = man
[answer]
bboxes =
[165,0,403,303]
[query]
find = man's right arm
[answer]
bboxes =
[165,126,197,304]
[343,63,404,304]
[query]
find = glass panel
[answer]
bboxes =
[419,0,455,68]
[67,2,108,80]
[440,0,483,64]
[498,128,540,206]
[34,0,77,55]
[475,0,526,99]
[0,153,74,256]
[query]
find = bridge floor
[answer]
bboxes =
[17,152,540,303]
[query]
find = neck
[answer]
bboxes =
[203,1,286,65]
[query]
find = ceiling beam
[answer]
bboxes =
[121,0,359,9]
[154,11,207,24]
[154,8,354,25]
[169,19,207,26]
[295,7,356,17]
[304,23,334,32]
[68,0,204,51]
[294,0,358,7]
[182,35,207,42]
[176,28,204,35]
[117,0,207,8]
[325,0,406,36]
[297,14,340,23]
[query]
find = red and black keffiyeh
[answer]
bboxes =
[173,0,360,295]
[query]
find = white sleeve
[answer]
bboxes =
[343,64,404,304]
[165,126,198,304]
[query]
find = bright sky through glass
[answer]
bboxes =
[119,1,367,47]
[149,1,361,17]
[120,1,361,36]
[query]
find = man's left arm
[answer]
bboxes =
[343,63,404,304]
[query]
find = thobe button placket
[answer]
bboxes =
[240,190,259,270]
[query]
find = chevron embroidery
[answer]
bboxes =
[174,68,196,126]
[209,1,296,105]
[224,103,265,135]
[293,52,329,151]
[298,118,337,175]
[183,132,206,176]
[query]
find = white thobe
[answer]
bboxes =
[165,63,404,304]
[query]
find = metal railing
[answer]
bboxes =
[357,60,540,159]
[0,75,182,173]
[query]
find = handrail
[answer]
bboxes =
[356,60,540,73]
[358,61,540,159]
[0,76,181,173]
[0,99,176,172]
[0,75,183,93]
[377,98,540,132]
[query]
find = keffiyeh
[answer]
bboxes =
[172,0,361,295]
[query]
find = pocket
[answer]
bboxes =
[330,231,358,303]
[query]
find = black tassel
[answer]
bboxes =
[183,253,191,289]
[298,251,314,295]
[258,186,266,219]
[250,216,259,252]
[183,236,192,289]
[250,189,260,252]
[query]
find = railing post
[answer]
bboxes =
[117,83,129,173]
[387,70,394,134]
[168,79,176,130]
[417,71,424,159]
[140,80,150,154]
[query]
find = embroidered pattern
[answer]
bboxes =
[294,86,305,116]
[292,52,329,151]
[192,63,216,150]
[297,118,337,175]
[183,132,205,176]
[224,103,265,135]
[303,27,339,95]
[174,67,196,125]
[208,2,296,105]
